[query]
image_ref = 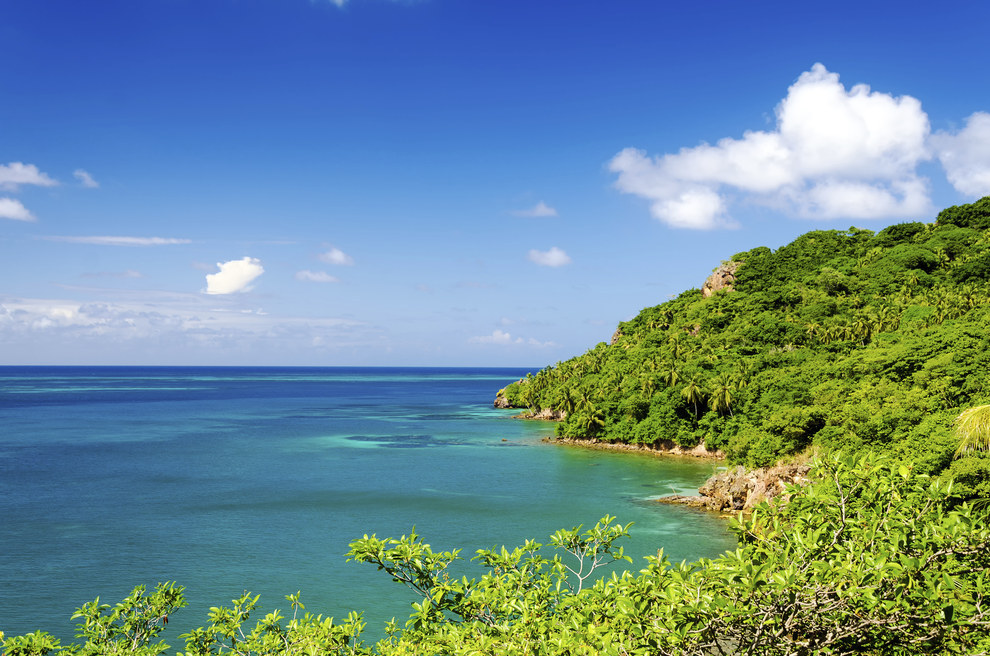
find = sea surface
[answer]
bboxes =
[0,366,735,644]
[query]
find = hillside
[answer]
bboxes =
[500,197,990,496]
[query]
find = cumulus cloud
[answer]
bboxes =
[319,247,354,266]
[0,198,35,221]
[512,201,558,217]
[0,162,58,191]
[932,111,990,197]
[610,63,934,229]
[205,257,264,295]
[528,246,571,267]
[295,270,340,283]
[46,235,191,246]
[73,169,99,188]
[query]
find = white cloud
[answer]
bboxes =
[73,169,99,188]
[295,270,340,283]
[0,162,58,191]
[512,201,558,217]
[470,328,515,345]
[0,197,35,221]
[319,247,354,266]
[528,246,571,267]
[932,111,990,197]
[609,63,934,229]
[46,235,191,246]
[205,257,264,295]
[469,328,557,348]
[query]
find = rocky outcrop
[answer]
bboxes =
[610,328,623,345]
[521,408,567,421]
[660,462,811,512]
[702,261,740,298]
[494,389,514,408]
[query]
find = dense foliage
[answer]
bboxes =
[500,197,990,486]
[5,455,989,655]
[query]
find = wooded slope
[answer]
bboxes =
[502,197,990,494]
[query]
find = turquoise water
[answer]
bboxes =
[0,367,735,643]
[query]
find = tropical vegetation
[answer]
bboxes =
[500,196,990,495]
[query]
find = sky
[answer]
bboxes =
[2,0,990,367]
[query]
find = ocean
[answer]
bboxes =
[0,366,735,644]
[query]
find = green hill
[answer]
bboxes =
[501,196,990,496]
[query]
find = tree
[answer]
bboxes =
[680,375,705,419]
[707,373,735,416]
[955,404,990,457]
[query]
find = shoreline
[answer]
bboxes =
[542,435,726,460]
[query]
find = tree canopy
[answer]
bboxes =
[500,197,990,493]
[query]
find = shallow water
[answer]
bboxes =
[0,366,735,643]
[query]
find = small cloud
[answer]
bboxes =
[0,162,58,191]
[933,111,990,197]
[295,270,340,283]
[469,329,515,345]
[0,197,35,221]
[205,257,264,295]
[73,169,99,188]
[45,236,192,246]
[512,201,558,217]
[319,246,355,266]
[528,246,571,267]
[469,328,557,348]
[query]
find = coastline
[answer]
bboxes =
[545,435,725,460]
[543,434,808,513]
[504,402,803,513]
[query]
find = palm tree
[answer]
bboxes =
[954,405,990,457]
[659,363,680,388]
[681,375,705,419]
[708,374,735,416]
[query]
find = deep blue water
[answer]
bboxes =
[0,367,735,644]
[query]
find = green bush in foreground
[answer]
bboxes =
[4,454,990,655]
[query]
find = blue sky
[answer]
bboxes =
[2,0,989,366]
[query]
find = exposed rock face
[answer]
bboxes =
[661,462,811,512]
[523,408,567,421]
[494,383,523,409]
[702,261,740,298]
[610,328,623,345]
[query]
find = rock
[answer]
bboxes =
[517,408,566,421]
[702,261,740,298]
[494,382,524,409]
[693,462,811,511]
[610,328,623,345]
